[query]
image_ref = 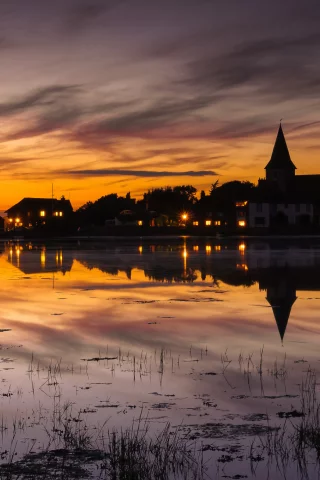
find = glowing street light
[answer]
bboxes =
[182,213,188,221]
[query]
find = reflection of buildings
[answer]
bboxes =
[73,243,320,341]
[6,245,73,274]
[5,241,320,341]
[262,271,297,341]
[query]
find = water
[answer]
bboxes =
[1,238,320,479]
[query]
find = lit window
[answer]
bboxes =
[54,211,58,216]
[214,220,221,226]
[238,220,246,227]
[236,201,248,207]
[215,245,221,251]
[206,245,212,253]
[40,211,46,217]
[193,245,199,251]
[138,246,143,254]
[59,211,63,217]
[15,217,20,223]
[138,220,143,226]
[8,218,13,223]
[205,220,212,226]
[193,221,199,226]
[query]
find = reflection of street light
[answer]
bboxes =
[239,243,246,255]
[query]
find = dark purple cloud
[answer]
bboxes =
[56,168,218,178]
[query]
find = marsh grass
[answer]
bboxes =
[257,367,320,478]
[106,419,204,479]
[0,405,205,480]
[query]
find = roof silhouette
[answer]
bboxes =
[265,124,297,171]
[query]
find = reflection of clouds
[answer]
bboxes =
[1,246,320,370]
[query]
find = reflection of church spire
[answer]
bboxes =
[266,279,297,341]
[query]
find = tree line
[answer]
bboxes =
[74,180,255,227]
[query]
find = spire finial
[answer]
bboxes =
[280,118,283,125]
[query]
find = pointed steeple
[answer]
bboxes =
[265,124,296,171]
[268,296,297,341]
[266,282,297,342]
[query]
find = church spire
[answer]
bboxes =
[265,124,296,171]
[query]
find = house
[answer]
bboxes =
[114,209,162,227]
[240,124,320,229]
[5,197,73,230]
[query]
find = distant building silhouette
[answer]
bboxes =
[245,124,320,228]
[5,197,73,231]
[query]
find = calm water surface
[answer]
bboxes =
[1,238,320,479]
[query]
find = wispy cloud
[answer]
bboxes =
[56,168,218,178]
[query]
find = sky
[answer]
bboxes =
[1,0,320,210]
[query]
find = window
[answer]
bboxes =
[214,220,221,226]
[235,201,248,207]
[138,220,143,226]
[205,220,212,226]
[40,211,46,217]
[256,203,263,212]
[296,204,300,213]
[238,220,246,227]
[255,217,265,226]
[193,221,199,226]
[306,204,311,212]
[59,212,63,217]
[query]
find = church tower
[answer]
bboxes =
[265,124,296,193]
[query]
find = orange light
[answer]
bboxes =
[138,220,143,226]
[41,249,46,267]
[239,243,246,253]
[205,220,212,226]
[8,218,13,223]
[15,217,20,223]
[215,245,221,251]
[237,263,249,271]
[138,245,143,254]
[236,201,248,207]
[238,220,246,227]
[193,221,199,226]
[40,211,46,217]
[206,245,212,254]
[182,213,188,221]
[214,220,221,226]
[193,245,199,251]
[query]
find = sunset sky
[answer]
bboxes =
[1,0,320,210]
